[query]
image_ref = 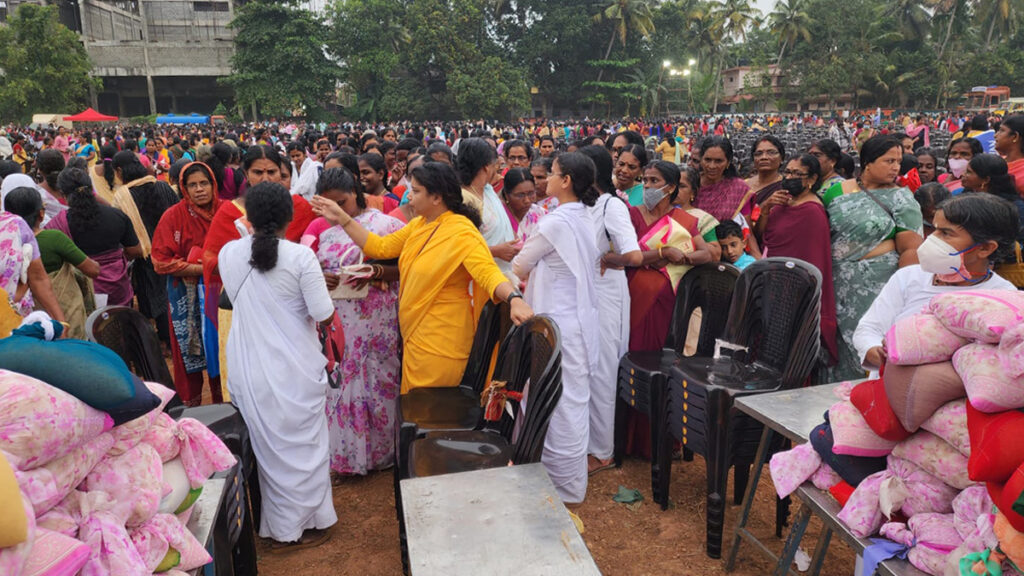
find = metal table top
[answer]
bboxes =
[401,463,601,576]
[795,484,928,576]
[735,382,853,443]
[186,476,225,576]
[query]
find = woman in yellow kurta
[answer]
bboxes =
[311,162,534,394]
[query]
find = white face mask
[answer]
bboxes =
[948,158,968,179]
[917,234,979,283]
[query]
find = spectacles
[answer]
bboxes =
[781,170,809,178]
[510,190,536,200]
[508,155,529,162]
[753,149,781,158]
[551,171,567,179]
[186,180,212,190]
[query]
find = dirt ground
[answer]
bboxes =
[254,456,856,576]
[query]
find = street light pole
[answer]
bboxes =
[659,60,671,117]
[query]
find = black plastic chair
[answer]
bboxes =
[394,300,509,481]
[210,462,258,576]
[658,257,822,558]
[612,263,739,496]
[406,315,562,478]
[86,306,175,389]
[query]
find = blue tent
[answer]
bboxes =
[156,113,210,125]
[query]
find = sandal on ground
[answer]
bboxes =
[587,455,615,476]
[268,528,331,554]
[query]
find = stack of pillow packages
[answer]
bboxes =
[0,315,236,576]
[770,290,1024,575]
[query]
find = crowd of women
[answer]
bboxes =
[1,111,1024,551]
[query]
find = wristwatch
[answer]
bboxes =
[507,290,524,303]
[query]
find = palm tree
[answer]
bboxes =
[978,0,1024,49]
[592,0,656,82]
[708,0,757,111]
[769,0,812,65]
[884,0,935,42]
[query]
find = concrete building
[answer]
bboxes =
[3,0,236,117]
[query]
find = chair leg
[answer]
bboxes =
[653,396,673,510]
[704,392,731,559]
[613,393,628,467]
[733,464,750,505]
[648,376,664,499]
[776,495,792,538]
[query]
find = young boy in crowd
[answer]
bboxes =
[716,221,755,270]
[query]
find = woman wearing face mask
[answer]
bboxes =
[939,137,983,194]
[622,160,713,459]
[578,145,641,476]
[821,135,924,381]
[855,193,1018,371]
[756,154,839,368]
[961,154,1024,243]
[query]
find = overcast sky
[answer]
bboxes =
[754,0,776,16]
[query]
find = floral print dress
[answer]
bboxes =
[317,209,404,475]
[822,185,922,382]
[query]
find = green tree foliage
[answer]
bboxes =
[0,4,100,123]
[224,0,338,119]
[330,0,530,120]
[320,0,1024,119]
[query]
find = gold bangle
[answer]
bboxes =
[658,246,664,259]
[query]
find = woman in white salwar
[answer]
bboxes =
[578,145,642,475]
[512,152,602,504]
[219,182,337,551]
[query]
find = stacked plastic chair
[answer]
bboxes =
[658,257,822,558]
[612,263,740,497]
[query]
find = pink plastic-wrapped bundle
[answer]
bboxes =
[15,433,114,516]
[880,513,961,575]
[891,431,973,490]
[142,414,235,488]
[130,513,212,573]
[0,492,36,576]
[107,383,177,457]
[919,400,970,457]
[21,528,91,576]
[838,454,960,539]
[885,312,968,366]
[82,443,165,527]
[770,442,821,499]
[70,492,149,576]
[0,369,113,471]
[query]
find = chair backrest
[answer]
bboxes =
[665,262,740,357]
[86,305,175,388]
[458,300,510,392]
[723,257,821,387]
[507,315,563,465]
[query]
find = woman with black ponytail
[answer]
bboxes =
[33,149,68,224]
[46,167,143,306]
[219,182,337,551]
[310,161,533,395]
[509,152,601,504]
[92,143,119,203]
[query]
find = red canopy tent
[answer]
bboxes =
[63,108,119,122]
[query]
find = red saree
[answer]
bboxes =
[624,206,701,458]
[762,201,839,364]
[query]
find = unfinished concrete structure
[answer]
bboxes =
[3,0,237,116]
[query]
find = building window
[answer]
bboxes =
[193,1,229,12]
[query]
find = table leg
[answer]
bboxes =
[724,426,774,572]
[773,504,811,576]
[808,526,832,576]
